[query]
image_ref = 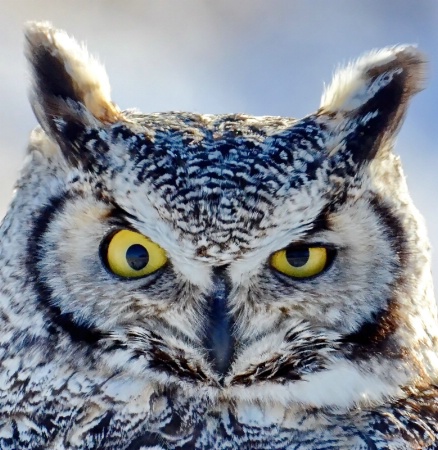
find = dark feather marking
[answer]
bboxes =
[230,329,333,386]
[30,42,78,103]
[342,194,406,359]
[123,330,213,384]
[344,65,407,165]
[26,193,104,345]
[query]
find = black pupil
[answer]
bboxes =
[286,248,310,267]
[126,244,149,271]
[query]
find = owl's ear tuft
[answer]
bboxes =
[319,45,427,163]
[25,22,121,162]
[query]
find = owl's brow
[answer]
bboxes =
[106,203,137,227]
[302,205,332,236]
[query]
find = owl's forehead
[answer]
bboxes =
[111,112,328,191]
[106,113,332,260]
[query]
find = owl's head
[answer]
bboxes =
[5,22,437,410]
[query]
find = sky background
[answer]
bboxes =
[0,1,437,294]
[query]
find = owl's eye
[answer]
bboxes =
[270,246,330,279]
[102,230,167,278]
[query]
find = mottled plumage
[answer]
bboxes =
[0,22,437,449]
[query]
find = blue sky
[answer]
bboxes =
[0,0,437,291]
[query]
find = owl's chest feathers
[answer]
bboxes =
[142,393,438,450]
[2,341,438,449]
[70,385,438,449]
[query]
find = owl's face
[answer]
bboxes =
[6,24,437,411]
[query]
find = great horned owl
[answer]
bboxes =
[0,21,437,449]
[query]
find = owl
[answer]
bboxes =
[0,21,437,449]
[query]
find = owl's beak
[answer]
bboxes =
[203,266,235,379]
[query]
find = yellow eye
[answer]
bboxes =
[103,230,167,278]
[270,246,329,278]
